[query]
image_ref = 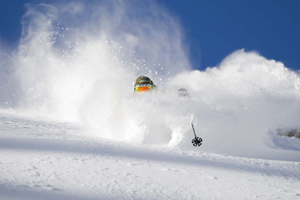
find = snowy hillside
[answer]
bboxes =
[0,1,300,199]
[0,113,300,200]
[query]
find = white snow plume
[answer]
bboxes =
[168,50,300,160]
[5,1,190,120]
[80,49,300,161]
[0,1,300,160]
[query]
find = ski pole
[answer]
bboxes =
[191,123,203,147]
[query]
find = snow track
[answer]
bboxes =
[0,113,299,200]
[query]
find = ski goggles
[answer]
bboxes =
[134,84,152,92]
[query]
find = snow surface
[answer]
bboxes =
[1,1,300,199]
[0,113,300,200]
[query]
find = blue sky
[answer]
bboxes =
[160,0,300,70]
[0,0,299,71]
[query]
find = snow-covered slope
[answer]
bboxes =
[1,1,300,199]
[0,113,300,200]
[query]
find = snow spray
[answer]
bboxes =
[0,1,300,159]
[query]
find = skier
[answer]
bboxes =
[134,75,189,97]
[134,76,157,93]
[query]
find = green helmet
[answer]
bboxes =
[134,76,154,86]
[134,76,156,91]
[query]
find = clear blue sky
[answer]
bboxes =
[160,0,300,70]
[0,0,299,71]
